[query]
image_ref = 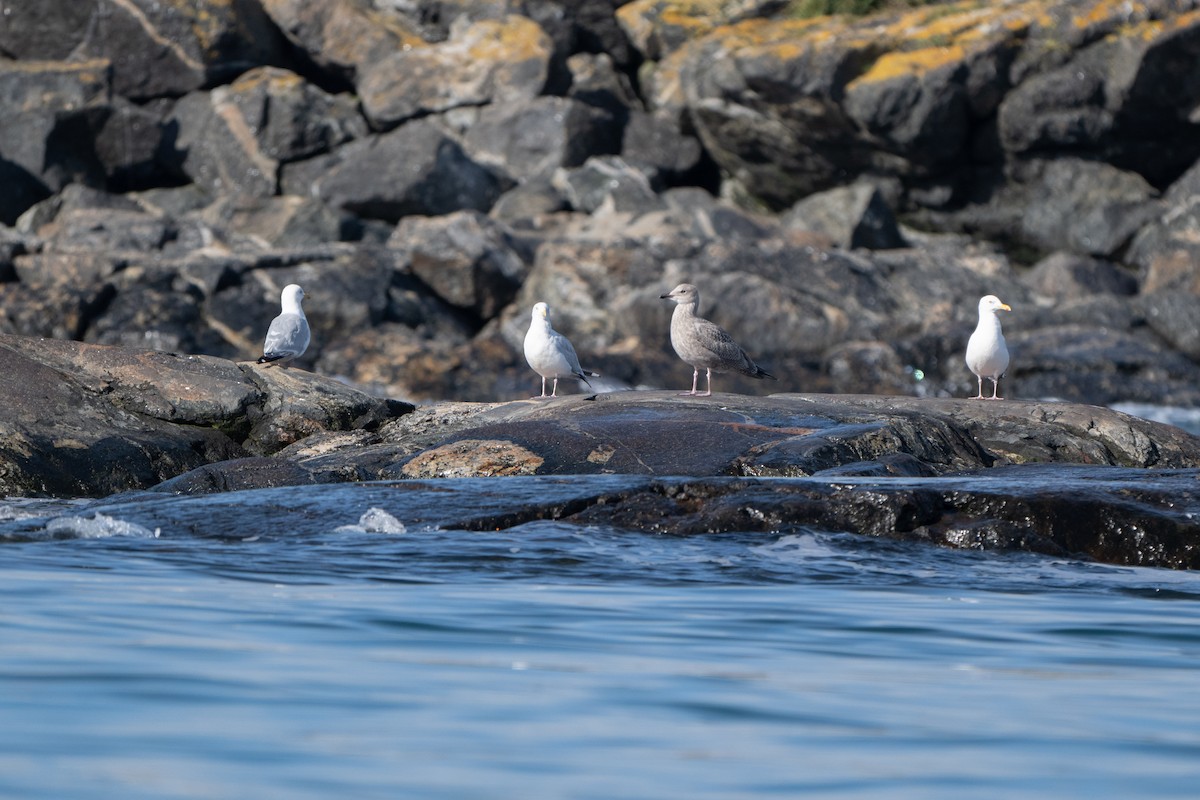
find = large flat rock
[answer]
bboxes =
[362,392,1200,480]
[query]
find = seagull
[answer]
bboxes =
[257,284,310,367]
[660,283,776,396]
[965,294,1012,399]
[523,302,599,398]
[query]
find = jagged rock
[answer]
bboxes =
[88,97,174,192]
[1023,253,1138,300]
[281,119,512,221]
[260,0,421,87]
[620,110,704,187]
[168,91,279,199]
[999,11,1200,186]
[3,250,123,340]
[662,188,778,241]
[1127,159,1200,278]
[463,96,621,182]
[220,67,367,163]
[0,59,111,196]
[388,211,529,320]
[488,175,568,223]
[1009,325,1200,407]
[196,195,351,248]
[168,64,370,199]
[1141,291,1200,362]
[1013,159,1162,257]
[566,51,640,115]
[666,3,1033,207]
[359,15,553,130]
[0,1,94,60]
[782,183,905,250]
[553,156,664,214]
[5,0,285,100]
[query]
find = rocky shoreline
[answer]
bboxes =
[3,1,1200,566]
[2,332,1199,568]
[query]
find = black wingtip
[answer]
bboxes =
[257,354,284,364]
[756,368,778,381]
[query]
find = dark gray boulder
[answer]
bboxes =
[553,156,664,215]
[26,0,286,100]
[358,15,553,130]
[0,59,111,198]
[168,91,279,199]
[281,119,512,222]
[1013,159,1161,257]
[620,110,704,187]
[1023,252,1138,300]
[388,211,529,320]
[463,96,621,182]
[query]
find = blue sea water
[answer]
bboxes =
[2,477,1199,799]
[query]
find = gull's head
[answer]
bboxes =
[532,302,550,321]
[660,283,699,305]
[979,295,1011,314]
[282,284,305,308]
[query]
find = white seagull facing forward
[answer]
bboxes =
[257,284,310,367]
[523,302,599,398]
[965,294,1012,399]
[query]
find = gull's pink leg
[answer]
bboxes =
[698,368,712,397]
[680,368,700,396]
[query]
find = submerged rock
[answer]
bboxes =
[10,466,1198,569]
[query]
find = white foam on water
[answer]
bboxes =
[0,505,47,522]
[43,513,160,540]
[1111,403,1200,436]
[334,507,407,535]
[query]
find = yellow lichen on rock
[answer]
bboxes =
[401,439,545,479]
[1071,0,1152,31]
[851,43,968,84]
[1110,8,1200,43]
[463,16,552,63]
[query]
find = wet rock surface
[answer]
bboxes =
[5,466,1197,570]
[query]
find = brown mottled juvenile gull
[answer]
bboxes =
[660,283,776,396]
[523,302,600,398]
[257,284,310,367]
[965,294,1011,399]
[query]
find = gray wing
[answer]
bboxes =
[263,313,310,357]
[550,330,584,373]
[694,318,758,374]
[551,330,599,382]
